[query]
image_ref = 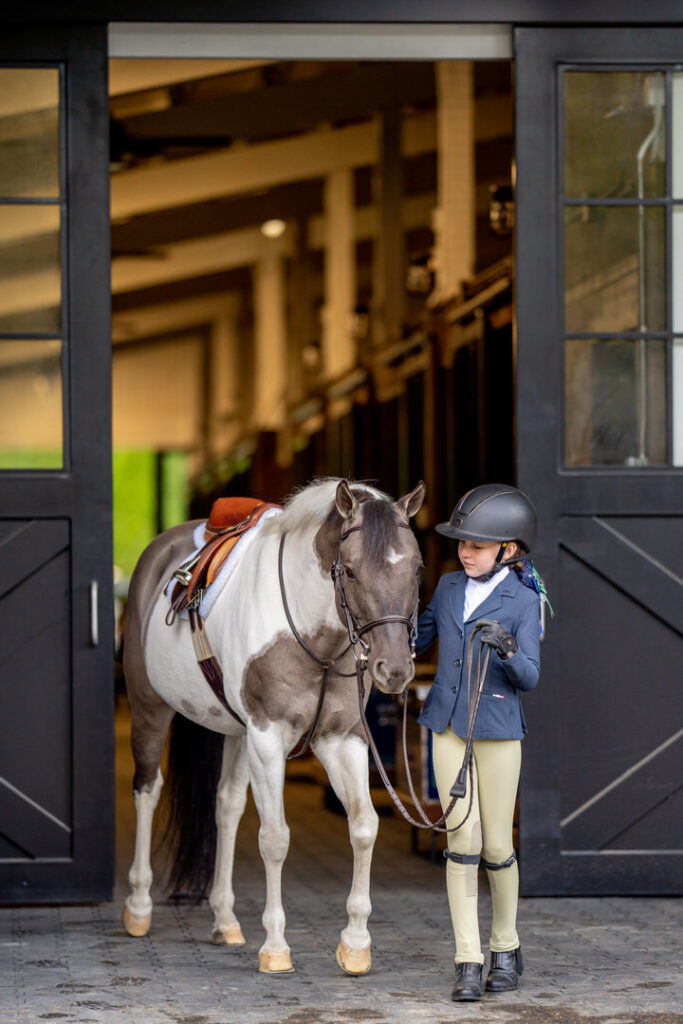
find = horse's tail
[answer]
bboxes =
[162,714,225,900]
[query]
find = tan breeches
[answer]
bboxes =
[432,727,521,964]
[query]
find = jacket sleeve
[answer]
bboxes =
[415,579,442,655]
[500,593,541,692]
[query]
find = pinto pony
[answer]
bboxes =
[122,478,425,974]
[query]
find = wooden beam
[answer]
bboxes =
[118,62,436,144]
[110,111,436,221]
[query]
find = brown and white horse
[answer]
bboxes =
[121,478,425,974]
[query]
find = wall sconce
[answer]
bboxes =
[489,184,514,236]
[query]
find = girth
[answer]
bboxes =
[165,497,281,726]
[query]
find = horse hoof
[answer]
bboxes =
[212,925,246,945]
[336,941,371,975]
[258,949,294,973]
[122,905,151,938]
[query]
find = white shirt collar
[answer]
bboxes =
[463,566,510,621]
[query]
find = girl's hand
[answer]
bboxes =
[476,619,518,659]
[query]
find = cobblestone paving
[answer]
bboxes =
[2,774,682,1024]
[2,708,682,1024]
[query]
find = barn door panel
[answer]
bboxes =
[0,27,113,902]
[516,27,683,894]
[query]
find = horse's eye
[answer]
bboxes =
[345,567,356,581]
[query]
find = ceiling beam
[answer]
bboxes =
[110,111,436,221]
[111,178,323,254]
[117,62,436,144]
[108,58,272,97]
[112,267,251,313]
[1,192,435,319]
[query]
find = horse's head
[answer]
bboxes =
[320,479,426,694]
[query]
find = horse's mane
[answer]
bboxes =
[262,478,402,569]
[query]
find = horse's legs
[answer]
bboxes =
[247,728,293,973]
[209,734,249,946]
[122,695,174,938]
[313,734,378,975]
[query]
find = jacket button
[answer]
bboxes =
[455,659,461,666]
[451,686,457,693]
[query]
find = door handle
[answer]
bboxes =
[90,580,99,647]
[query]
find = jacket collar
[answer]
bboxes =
[450,569,521,624]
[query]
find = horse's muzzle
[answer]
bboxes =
[370,654,416,693]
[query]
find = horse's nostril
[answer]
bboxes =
[374,659,388,682]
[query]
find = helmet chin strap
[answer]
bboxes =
[469,542,509,583]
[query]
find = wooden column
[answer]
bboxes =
[373,106,405,346]
[208,295,242,458]
[252,242,287,432]
[322,167,356,382]
[432,62,476,301]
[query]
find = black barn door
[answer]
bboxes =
[515,28,683,895]
[0,27,113,901]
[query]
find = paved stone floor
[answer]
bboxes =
[2,708,682,1024]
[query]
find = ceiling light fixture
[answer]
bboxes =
[261,218,286,239]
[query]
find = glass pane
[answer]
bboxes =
[0,68,59,198]
[0,340,62,468]
[0,204,60,332]
[564,71,666,199]
[565,338,666,466]
[565,205,665,333]
[672,74,683,198]
[674,340,683,466]
[672,207,683,333]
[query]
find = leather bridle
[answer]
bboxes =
[330,523,419,665]
[277,521,418,758]
[279,520,490,833]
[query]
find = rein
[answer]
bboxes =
[280,522,490,832]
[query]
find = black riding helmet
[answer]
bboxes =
[436,483,537,554]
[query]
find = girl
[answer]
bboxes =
[416,483,549,1002]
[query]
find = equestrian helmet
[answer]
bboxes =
[436,483,537,552]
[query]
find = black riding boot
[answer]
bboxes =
[452,962,483,1002]
[485,946,524,992]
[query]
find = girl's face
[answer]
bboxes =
[458,539,518,578]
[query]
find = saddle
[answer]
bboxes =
[170,497,281,614]
[165,496,282,726]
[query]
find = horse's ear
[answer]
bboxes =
[335,479,358,520]
[394,480,426,521]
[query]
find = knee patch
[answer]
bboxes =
[443,849,480,896]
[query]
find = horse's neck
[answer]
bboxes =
[276,525,345,651]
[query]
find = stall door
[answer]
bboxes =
[515,28,683,895]
[0,27,113,901]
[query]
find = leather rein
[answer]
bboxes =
[279,522,488,833]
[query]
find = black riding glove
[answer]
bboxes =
[476,618,518,659]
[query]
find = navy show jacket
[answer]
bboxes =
[416,570,540,740]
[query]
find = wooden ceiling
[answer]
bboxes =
[109,59,439,332]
